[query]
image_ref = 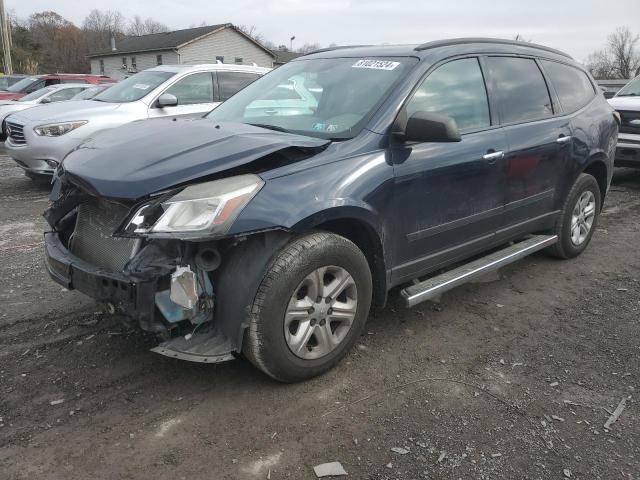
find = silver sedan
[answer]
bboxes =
[0,83,94,141]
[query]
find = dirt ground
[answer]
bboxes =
[0,150,639,480]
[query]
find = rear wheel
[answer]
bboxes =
[243,232,372,382]
[546,173,601,258]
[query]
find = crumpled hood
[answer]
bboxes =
[608,96,640,110]
[10,100,121,122]
[62,118,330,200]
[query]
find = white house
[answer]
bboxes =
[88,23,276,80]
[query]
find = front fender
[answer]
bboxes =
[229,150,394,237]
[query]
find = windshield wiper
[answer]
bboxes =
[617,93,638,97]
[246,123,292,133]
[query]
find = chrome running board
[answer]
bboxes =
[400,235,558,308]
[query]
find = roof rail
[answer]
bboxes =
[414,38,572,59]
[304,45,372,56]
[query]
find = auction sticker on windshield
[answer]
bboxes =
[133,84,151,90]
[352,59,400,70]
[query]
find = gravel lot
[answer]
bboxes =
[0,150,639,480]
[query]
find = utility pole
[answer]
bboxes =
[0,0,12,74]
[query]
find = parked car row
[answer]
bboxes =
[4,63,269,179]
[36,39,620,382]
[0,83,113,141]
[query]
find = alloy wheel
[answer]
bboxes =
[284,266,358,360]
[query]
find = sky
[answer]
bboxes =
[13,0,640,62]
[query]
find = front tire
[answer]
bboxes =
[243,232,372,382]
[546,173,601,259]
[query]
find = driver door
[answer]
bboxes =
[390,57,508,283]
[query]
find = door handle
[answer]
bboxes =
[482,150,504,163]
[264,110,278,115]
[556,135,572,144]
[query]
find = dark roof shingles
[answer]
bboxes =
[89,24,228,56]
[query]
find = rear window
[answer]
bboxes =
[218,72,261,101]
[486,57,553,124]
[542,60,595,113]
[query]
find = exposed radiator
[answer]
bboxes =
[70,197,138,271]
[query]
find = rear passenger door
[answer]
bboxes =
[485,56,572,239]
[391,57,508,283]
[147,72,217,119]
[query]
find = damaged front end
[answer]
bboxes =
[44,171,275,363]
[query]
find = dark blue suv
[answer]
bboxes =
[45,38,618,382]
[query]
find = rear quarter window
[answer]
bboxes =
[486,56,553,124]
[218,72,261,101]
[541,60,595,113]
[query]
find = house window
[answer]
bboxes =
[131,56,137,70]
[156,54,163,66]
[122,57,127,68]
[99,59,104,74]
[216,56,224,64]
[235,57,243,64]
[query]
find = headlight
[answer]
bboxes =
[34,121,87,137]
[124,174,264,239]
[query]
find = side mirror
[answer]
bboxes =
[39,97,52,104]
[157,93,178,108]
[399,111,461,143]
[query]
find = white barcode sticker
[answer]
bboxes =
[352,59,400,70]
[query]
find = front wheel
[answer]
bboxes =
[243,232,372,382]
[546,173,601,259]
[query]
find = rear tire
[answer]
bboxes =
[545,173,601,259]
[243,232,372,383]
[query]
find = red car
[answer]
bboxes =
[0,74,116,100]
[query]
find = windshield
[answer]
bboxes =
[0,77,10,91]
[206,57,417,139]
[18,87,54,102]
[7,77,40,93]
[72,85,106,100]
[93,71,174,103]
[616,76,640,97]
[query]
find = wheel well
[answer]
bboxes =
[583,160,608,203]
[314,218,387,307]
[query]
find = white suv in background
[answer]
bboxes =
[608,75,640,168]
[5,63,270,180]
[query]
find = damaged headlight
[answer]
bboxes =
[124,174,264,238]
[34,121,88,137]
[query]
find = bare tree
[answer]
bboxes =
[607,26,640,78]
[587,26,640,79]
[236,24,265,44]
[127,15,169,36]
[28,11,88,72]
[296,43,321,54]
[82,9,125,52]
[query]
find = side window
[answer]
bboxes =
[25,80,45,93]
[164,72,214,105]
[541,60,595,113]
[486,57,553,124]
[218,72,260,101]
[406,57,490,131]
[61,79,88,84]
[48,88,84,102]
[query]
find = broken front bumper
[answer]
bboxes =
[44,231,235,363]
